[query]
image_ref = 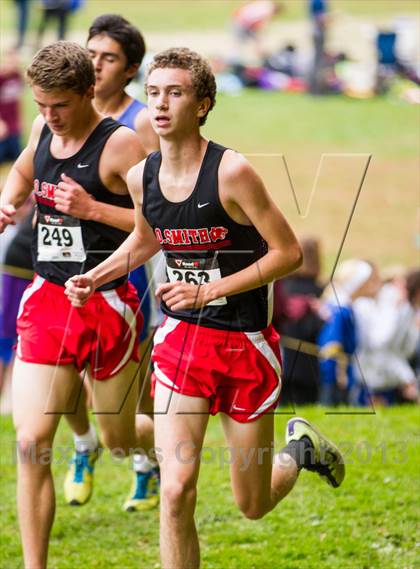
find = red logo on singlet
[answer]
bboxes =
[33,179,59,204]
[154,226,229,246]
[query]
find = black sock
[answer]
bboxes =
[280,436,315,470]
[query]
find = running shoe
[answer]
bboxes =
[286,417,345,488]
[123,466,160,512]
[64,447,101,506]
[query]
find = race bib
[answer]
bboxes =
[37,213,86,263]
[166,257,227,306]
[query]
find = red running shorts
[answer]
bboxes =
[151,316,282,423]
[16,275,143,380]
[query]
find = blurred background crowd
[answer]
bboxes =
[0,0,418,412]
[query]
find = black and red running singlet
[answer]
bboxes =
[32,118,133,289]
[142,141,272,332]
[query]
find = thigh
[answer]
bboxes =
[221,413,274,507]
[12,358,81,442]
[90,361,139,436]
[137,331,154,414]
[154,381,210,484]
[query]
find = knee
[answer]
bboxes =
[237,496,271,521]
[161,479,197,519]
[101,431,134,457]
[15,431,53,465]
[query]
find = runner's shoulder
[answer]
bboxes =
[27,114,47,151]
[127,158,147,201]
[219,148,256,183]
[107,124,143,152]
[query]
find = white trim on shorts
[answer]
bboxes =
[16,275,45,320]
[154,363,181,391]
[100,289,137,376]
[245,331,282,420]
[153,316,182,349]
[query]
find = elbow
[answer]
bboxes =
[289,242,303,272]
[273,243,302,280]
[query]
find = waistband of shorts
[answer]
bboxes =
[32,274,133,297]
[165,316,275,341]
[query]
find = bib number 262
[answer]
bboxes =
[171,269,210,285]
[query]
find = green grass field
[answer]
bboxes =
[2,0,418,272]
[1,407,419,568]
[1,1,419,35]
[0,1,418,567]
[18,86,418,272]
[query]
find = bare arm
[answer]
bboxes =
[0,115,44,232]
[134,107,160,155]
[65,160,161,306]
[54,127,146,232]
[157,150,302,311]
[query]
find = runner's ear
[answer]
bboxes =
[85,85,95,100]
[125,63,140,82]
[197,97,211,120]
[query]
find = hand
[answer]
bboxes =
[0,119,8,141]
[64,275,95,307]
[156,281,209,311]
[400,381,419,402]
[54,173,96,219]
[0,204,17,233]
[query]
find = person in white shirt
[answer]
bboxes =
[353,269,419,405]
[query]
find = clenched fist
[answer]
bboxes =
[54,173,96,219]
[65,274,95,307]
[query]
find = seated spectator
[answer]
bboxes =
[275,235,324,405]
[317,259,381,406]
[353,268,419,405]
[264,44,299,77]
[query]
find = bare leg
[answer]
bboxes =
[63,374,90,436]
[12,359,80,569]
[154,382,209,569]
[136,332,156,454]
[91,361,152,455]
[221,413,299,520]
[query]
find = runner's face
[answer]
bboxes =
[87,34,137,97]
[32,86,93,135]
[146,67,205,137]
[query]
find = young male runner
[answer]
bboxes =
[61,13,161,512]
[0,42,151,569]
[65,47,345,569]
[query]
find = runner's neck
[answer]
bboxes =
[95,91,132,119]
[160,135,208,179]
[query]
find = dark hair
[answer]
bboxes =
[88,14,146,81]
[406,269,420,305]
[295,235,321,279]
[146,48,216,126]
[27,41,95,94]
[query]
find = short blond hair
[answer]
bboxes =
[146,47,216,126]
[27,41,95,95]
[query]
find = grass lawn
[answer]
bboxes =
[204,90,418,271]
[0,2,418,567]
[0,406,419,568]
[1,1,419,35]
[18,84,418,273]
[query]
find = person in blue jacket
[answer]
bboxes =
[318,259,380,406]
